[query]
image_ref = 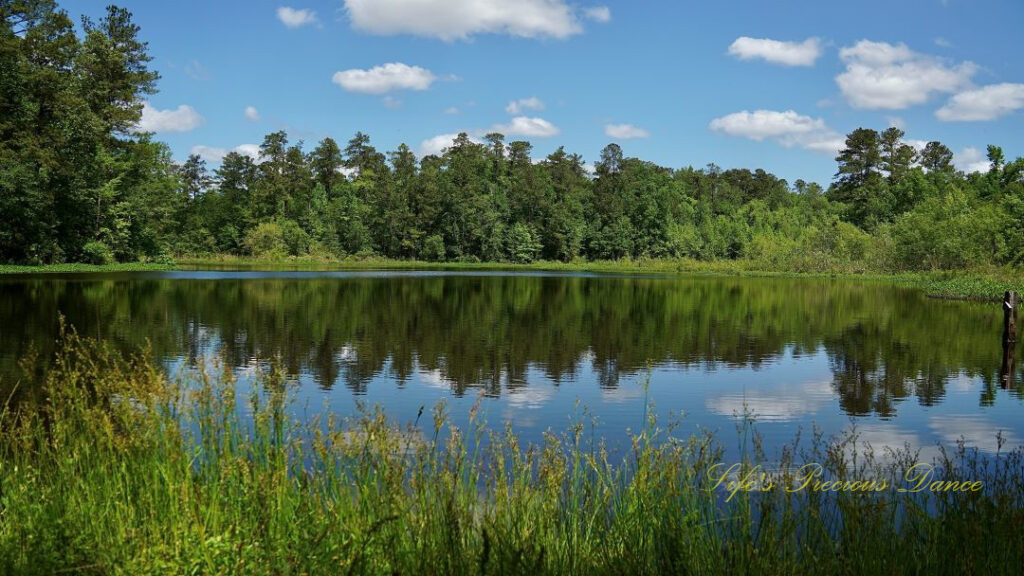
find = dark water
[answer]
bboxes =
[2,270,1021,459]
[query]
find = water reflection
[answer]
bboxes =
[1,272,1020,443]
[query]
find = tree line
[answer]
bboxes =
[3,2,1023,270]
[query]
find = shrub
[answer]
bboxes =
[279,219,311,256]
[243,222,288,258]
[422,234,446,262]
[505,223,542,263]
[82,240,114,265]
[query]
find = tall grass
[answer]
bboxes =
[1,330,1022,574]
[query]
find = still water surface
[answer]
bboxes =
[2,270,1021,459]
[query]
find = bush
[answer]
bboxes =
[505,223,542,263]
[883,192,999,270]
[243,222,288,258]
[422,235,446,262]
[82,241,114,265]
[279,219,311,256]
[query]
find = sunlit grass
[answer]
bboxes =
[4,255,1022,302]
[0,262,176,275]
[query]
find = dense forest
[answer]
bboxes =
[3,2,1024,270]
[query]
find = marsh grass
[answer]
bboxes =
[1,330,1023,575]
[178,256,1024,301]
[4,256,1023,302]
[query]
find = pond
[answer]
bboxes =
[2,270,1021,460]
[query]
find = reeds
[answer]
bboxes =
[1,329,1022,575]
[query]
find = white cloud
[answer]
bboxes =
[244,106,261,121]
[844,422,941,464]
[190,144,261,164]
[928,415,1020,453]
[836,40,976,109]
[344,0,586,40]
[936,83,1024,121]
[583,6,611,23]
[443,106,460,115]
[604,123,650,139]
[332,63,436,94]
[491,116,560,138]
[277,6,318,28]
[710,110,825,140]
[906,139,929,153]
[505,96,545,115]
[383,95,402,109]
[709,109,843,154]
[418,133,477,157]
[705,379,833,422]
[728,36,823,67]
[235,144,261,159]
[956,147,991,173]
[506,386,555,409]
[137,102,204,133]
[418,368,451,390]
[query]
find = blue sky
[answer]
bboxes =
[64,0,1024,184]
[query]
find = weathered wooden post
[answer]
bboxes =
[1005,291,1018,344]
[1001,291,1018,388]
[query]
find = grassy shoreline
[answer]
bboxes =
[1,256,1021,301]
[2,332,1022,574]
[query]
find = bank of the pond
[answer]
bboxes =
[3,256,1021,302]
[0,262,176,274]
[1,331,1022,575]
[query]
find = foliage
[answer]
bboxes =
[243,221,288,258]
[81,240,114,265]
[3,2,1024,276]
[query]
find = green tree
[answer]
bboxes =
[920,141,954,174]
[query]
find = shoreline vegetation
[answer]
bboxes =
[1,330,1022,574]
[2,256,1021,302]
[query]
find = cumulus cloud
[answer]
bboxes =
[836,40,976,109]
[604,123,650,139]
[956,147,991,173]
[845,423,941,464]
[928,415,1020,453]
[506,386,555,409]
[344,0,595,40]
[244,106,261,121]
[418,133,483,157]
[505,96,545,115]
[936,83,1024,121]
[583,6,611,23]
[709,109,843,154]
[137,102,204,133]
[491,116,560,138]
[332,63,436,94]
[190,144,261,164]
[705,379,833,422]
[728,36,823,67]
[277,6,318,28]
